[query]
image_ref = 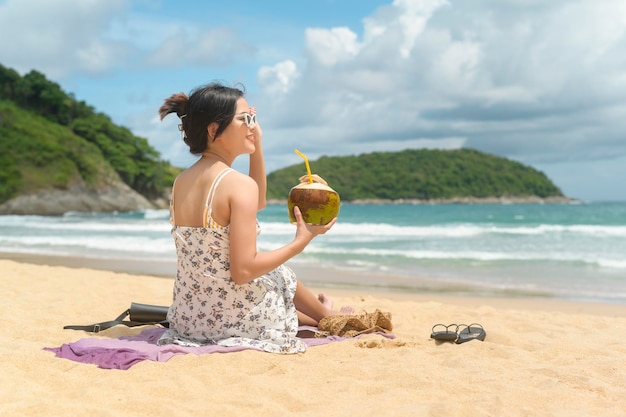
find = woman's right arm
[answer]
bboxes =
[227,175,335,285]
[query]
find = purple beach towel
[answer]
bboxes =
[44,327,394,370]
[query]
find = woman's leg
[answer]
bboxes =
[297,310,318,327]
[294,280,354,325]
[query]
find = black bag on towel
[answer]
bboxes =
[64,302,169,333]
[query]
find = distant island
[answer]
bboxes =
[266,149,573,204]
[0,63,572,215]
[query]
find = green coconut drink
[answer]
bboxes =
[288,150,340,225]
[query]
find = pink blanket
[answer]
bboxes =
[45,327,394,370]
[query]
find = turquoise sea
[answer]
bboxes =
[1,201,625,303]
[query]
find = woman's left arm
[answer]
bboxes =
[248,109,266,210]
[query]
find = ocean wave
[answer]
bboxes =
[62,209,170,220]
[596,259,626,269]
[3,214,623,239]
[17,221,169,233]
[494,224,626,237]
[297,246,626,270]
[258,221,626,239]
[0,214,170,233]
[141,209,170,220]
[0,235,175,255]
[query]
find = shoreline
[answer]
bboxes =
[2,252,626,317]
[0,252,177,278]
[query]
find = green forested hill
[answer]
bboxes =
[0,100,113,201]
[267,149,566,201]
[0,64,179,206]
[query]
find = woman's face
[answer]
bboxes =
[216,98,256,155]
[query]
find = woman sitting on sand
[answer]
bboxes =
[157,83,353,353]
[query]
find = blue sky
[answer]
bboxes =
[1,0,625,201]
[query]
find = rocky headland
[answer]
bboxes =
[0,183,168,215]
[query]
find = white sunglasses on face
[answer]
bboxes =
[237,112,257,128]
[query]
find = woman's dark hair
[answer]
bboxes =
[159,83,245,154]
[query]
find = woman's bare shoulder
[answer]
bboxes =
[222,170,258,192]
[173,166,208,192]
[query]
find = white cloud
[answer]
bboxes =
[0,0,252,77]
[394,0,449,57]
[0,0,128,77]
[432,39,482,93]
[305,27,361,66]
[258,60,300,95]
[253,0,626,181]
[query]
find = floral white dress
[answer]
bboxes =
[157,168,306,353]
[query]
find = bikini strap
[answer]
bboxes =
[202,168,234,227]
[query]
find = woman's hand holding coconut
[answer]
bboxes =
[292,205,337,248]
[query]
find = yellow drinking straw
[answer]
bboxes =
[294,149,314,184]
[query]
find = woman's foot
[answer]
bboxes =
[318,293,355,315]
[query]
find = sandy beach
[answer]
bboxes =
[1,257,626,416]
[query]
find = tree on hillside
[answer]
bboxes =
[0,63,180,200]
